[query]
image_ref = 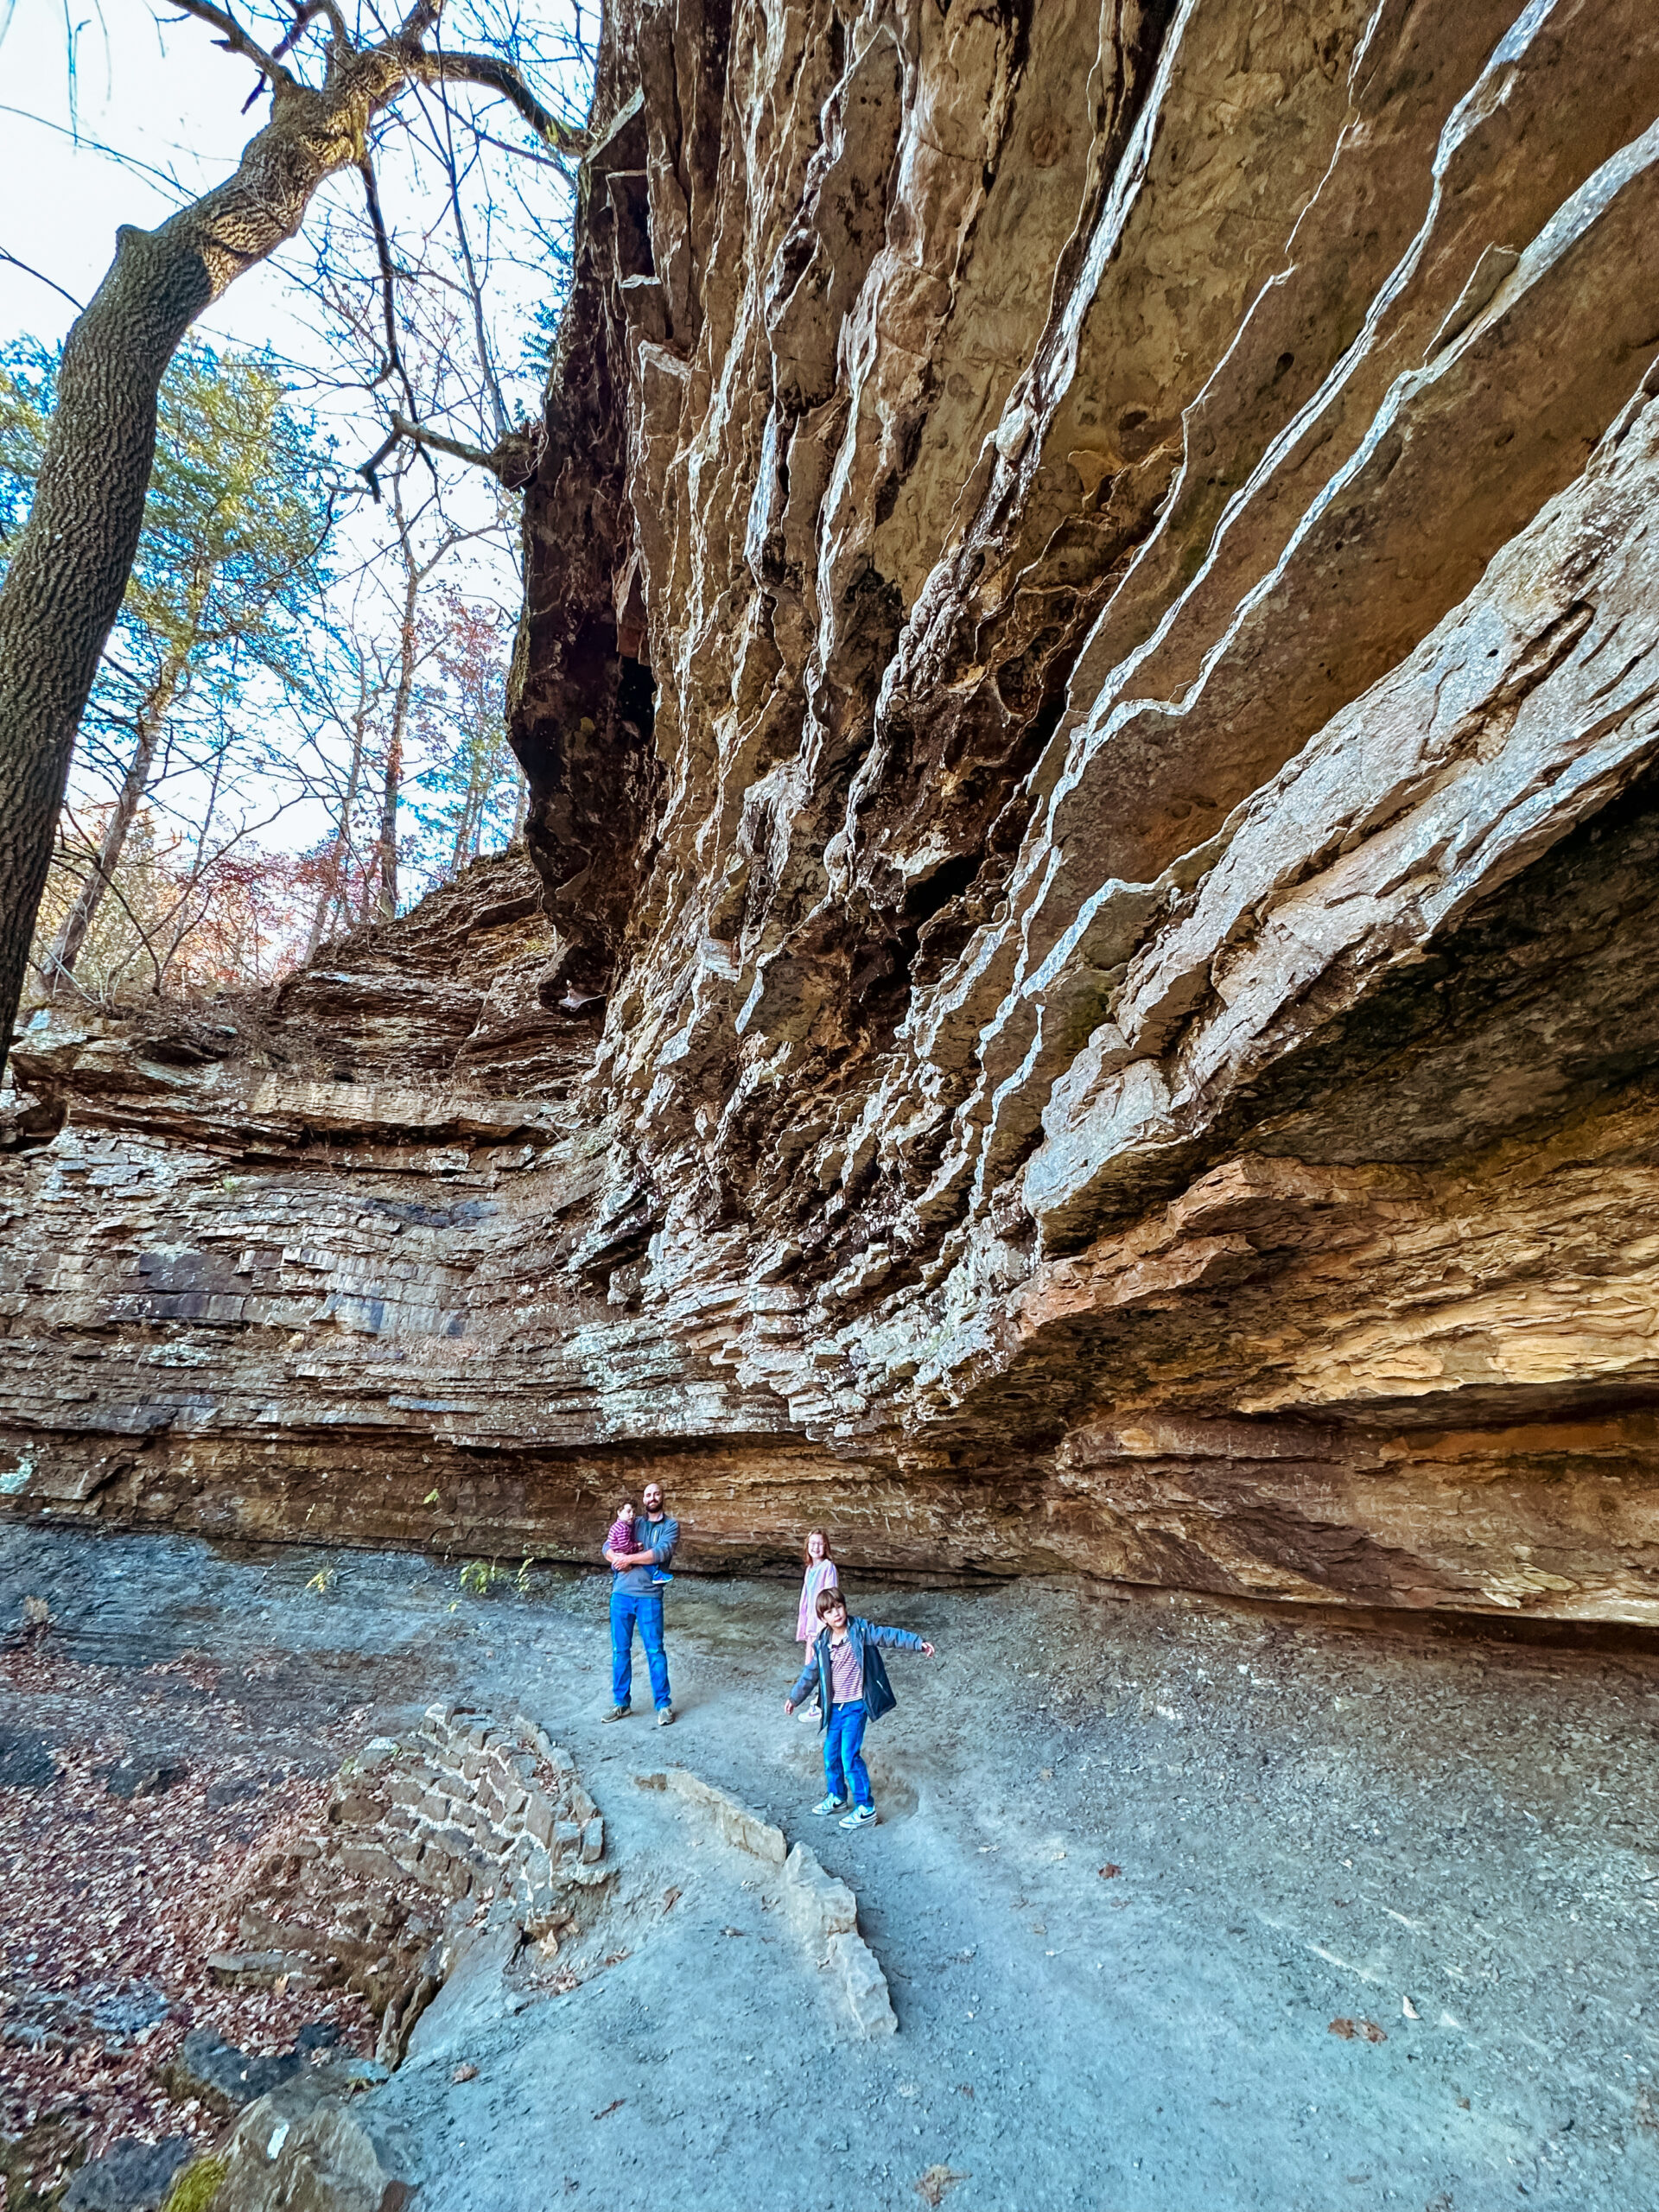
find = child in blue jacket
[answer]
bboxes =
[784,1586,936,1830]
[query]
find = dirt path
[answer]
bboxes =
[4,1527,1659,2210]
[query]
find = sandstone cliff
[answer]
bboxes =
[7,0,1659,1622]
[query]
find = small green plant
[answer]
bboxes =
[162,2154,229,2212]
[423,1487,442,1506]
[458,1554,533,1599]
[305,1565,338,1597]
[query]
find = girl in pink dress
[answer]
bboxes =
[796,1529,838,1643]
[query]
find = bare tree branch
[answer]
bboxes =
[165,0,293,87]
[0,248,85,314]
[414,50,585,153]
[421,70,510,442]
[399,0,444,41]
[457,122,574,172]
[360,408,543,490]
[357,154,418,418]
[393,411,495,471]
[284,0,351,54]
[240,4,348,111]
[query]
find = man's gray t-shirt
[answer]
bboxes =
[612,1512,678,1595]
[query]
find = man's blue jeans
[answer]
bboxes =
[610,1588,671,1711]
[823,1699,873,1810]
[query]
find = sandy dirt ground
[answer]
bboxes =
[4,1524,1659,2212]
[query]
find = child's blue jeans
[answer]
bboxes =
[610,1589,671,1711]
[823,1698,873,1809]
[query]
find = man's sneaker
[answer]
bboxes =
[811,1796,848,1817]
[602,1705,631,1722]
[657,1706,675,1726]
[838,1805,877,1830]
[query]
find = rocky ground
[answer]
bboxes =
[3,1528,1659,2209]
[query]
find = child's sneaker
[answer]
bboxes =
[838,1805,877,1830]
[811,1796,848,1816]
[651,1570,673,1585]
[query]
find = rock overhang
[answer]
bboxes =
[7,0,1659,1623]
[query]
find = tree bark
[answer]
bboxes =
[0,17,585,1072]
[375,721,404,923]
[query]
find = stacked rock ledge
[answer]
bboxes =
[7,8,1659,1624]
[212,1710,607,2070]
[380,1705,607,1921]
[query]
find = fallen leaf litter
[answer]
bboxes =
[0,1637,374,2200]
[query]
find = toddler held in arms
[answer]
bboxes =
[605,1499,636,1560]
[606,1498,671,1585]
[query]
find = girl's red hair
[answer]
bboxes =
[802,1529,834,1567]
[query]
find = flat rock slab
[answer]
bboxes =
[402,1923,526,2067]
[162,2026,307,2117]
[61,2137,191,2211]
[0,1726,57,1790]
[638,1768,894,2034]
[2,1981,169,2055]
[101,1755,188,1801]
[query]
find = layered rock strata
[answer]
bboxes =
[7,0,1659,1622]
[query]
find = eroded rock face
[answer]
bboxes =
[7,0,1659,1622]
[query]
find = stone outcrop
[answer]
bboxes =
[210,1708,608,2069]
[7,0,1659,1622]
[212,2080,410,2212]
[636,1768,896,2035]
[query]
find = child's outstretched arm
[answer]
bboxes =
[867,1624,937,1656]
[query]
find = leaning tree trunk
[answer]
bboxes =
[0,67,392,1069]
[0,20,579,1076]
[0,233,200,1052]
